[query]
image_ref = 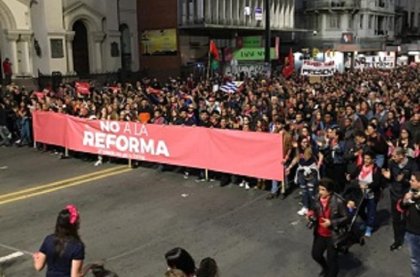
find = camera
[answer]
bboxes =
[306,216,317,229]
[410,188,420,197]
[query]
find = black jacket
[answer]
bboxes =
[312,193,350,245]
[349,164,383,197]
[367,134,388,156]
[0,105,6,126]
[398,197,420,235]
[387,158,418,199]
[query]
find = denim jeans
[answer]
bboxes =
[375,154,385,168]
[20,117,31,144]
[0,125,11,145]
[297,171,317,209]
[366,198,377,228]
[405,232,420,277]
[271,180,278,194]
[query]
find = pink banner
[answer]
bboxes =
[33,112,284,180]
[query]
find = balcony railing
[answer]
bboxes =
[305,0,359,11]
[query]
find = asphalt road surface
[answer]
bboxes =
[0,147,412,277]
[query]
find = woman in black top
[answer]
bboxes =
[33,205,85,277]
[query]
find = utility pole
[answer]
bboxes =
[264,0,271,75]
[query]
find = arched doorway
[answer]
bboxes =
[72,20,90,76]
[120,24,132,71]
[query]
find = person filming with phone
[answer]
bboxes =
[307,178,349,277]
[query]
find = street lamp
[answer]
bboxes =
[264,0,271,74]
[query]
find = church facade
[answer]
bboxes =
[0,0,138,81]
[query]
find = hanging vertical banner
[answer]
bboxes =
[255,8,263,21]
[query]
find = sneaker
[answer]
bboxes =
[390,242,402,251]
[364,226,373,237]
[94,160,102,166]
[244,182,250,190]
[266,193,276,200]
[297,207,308,216]
[239,181,245,187]
[195,177,206,182]
[183,172,189,179]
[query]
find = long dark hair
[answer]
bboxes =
[165,247,196,276]
[53,207,83,258]
[196,257,219,277]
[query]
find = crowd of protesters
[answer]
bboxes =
[1,65,420,276]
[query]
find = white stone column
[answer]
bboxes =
[65,32,75,74]
[5,32,19,77]
[92,32,105,73]
[20,33,33,76]
[290,0,294,29]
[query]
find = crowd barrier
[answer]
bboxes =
[32,112,284,180]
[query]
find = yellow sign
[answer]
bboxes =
[312,48,319,58]
[309,76,322,84]
[141,29,177,56]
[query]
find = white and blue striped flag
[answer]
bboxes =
[220,81,243,93]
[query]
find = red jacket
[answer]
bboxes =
[3,61,12,75]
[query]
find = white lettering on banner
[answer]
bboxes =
[121,122,148,136]
[224,63,266,76]
[301,60,336,77]
[82,131,170,157]
[129,137,140,152]
[100,121,120,133]
[354,56,395,69]
[135,124,149,137]
[83,132,94,146]
[116,136,129,151]
[123,123,132,134]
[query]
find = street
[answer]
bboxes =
[0,147,412,277]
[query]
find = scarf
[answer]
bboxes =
[359,164,374,180]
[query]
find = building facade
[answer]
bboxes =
[0,0,139,82]
[138,0,297,78]
[296,0,396,52]
[395,0,420,37]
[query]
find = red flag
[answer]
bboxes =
[146,87,162,95]
[33,91,45,101]
[282,48,294,79]
[109,86,120,93]
[209,40,220,61]
[75,82,90,94]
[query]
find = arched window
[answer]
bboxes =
[72,20,90,76]
[120,24,131,71]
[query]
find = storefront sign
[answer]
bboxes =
[141,29,177,56]
[233,48,276,61]
[243,36,262,48]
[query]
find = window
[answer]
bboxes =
[50,39,64,59]
[329,14,340,29]
[360,14,364,29]
[418,13,420,28]
[314,15,319,30]
[411,12,415,28]
[369,15,373,29]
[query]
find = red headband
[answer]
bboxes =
[66,204,79,225]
